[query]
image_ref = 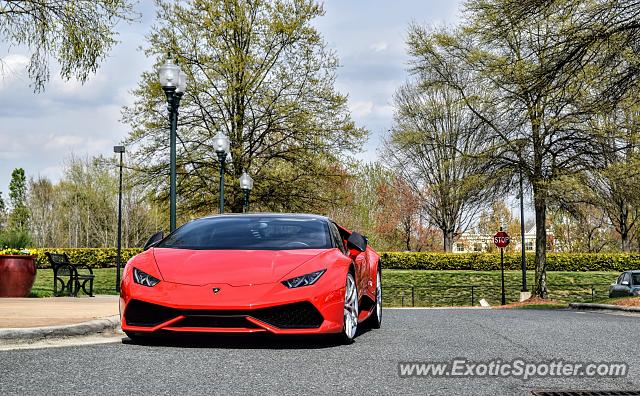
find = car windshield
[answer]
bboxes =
[157,216,332,250]
[633,273,640,285]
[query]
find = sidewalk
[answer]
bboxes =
[0,295,119,328]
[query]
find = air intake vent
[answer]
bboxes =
[251,302,324,329]
[124,300,324,329]
[177,315,261,328]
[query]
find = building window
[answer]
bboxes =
[473,243,483,252]
[525,241,534,251]
[456,243,465,252]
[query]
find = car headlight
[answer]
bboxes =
[133,267,160,287]
[282,270,326,288]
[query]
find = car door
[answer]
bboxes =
[334,223,369,298]
[610,273,625,297]
[620,272,632,296]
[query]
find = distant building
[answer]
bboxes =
[453,226,552,253]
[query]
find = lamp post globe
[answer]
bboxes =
[176,69,188,94]
[159,55,185,232]
[159,58,180,89]
[240,171,254,213]
[213,131,230,214]
[239,171,254,190]
[213,131,231,154]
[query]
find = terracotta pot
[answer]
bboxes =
[0,255,37,297]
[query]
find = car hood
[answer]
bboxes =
[151,248,328,286]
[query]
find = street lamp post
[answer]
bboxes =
[113,145,125,292]
[239,171,254,213]
[159,56,187,231]
[213,132,230,214]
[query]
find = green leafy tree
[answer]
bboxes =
[0,0,137,91]
[8,168,29,231]
[0,191,5,230]
[123,0,366,217]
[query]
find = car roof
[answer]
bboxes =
[625,270,640,274]
[200,213,331,222]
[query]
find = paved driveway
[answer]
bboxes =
[0,308,638,395]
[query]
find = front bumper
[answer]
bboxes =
[120,279,345,335]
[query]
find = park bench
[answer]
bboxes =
[45,252,95,297]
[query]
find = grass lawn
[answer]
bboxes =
[382,270,618,307]
[30,268,119,297]
[30,268,619,308]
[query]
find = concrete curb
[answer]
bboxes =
[0,315,121,343]
[569,302,640,313]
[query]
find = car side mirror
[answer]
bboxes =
[143,231,164,251]
[347,231,367,253]
[621,280,630,286]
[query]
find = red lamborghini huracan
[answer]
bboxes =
[119,214,382,343]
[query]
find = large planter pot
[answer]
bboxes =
[0,255,37,297]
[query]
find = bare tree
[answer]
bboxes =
[385,82,494,252]
[407,1,628,296]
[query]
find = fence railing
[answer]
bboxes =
[382,283,611,307]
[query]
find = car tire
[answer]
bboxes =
[338,271,358,344]
[365,269,382,329]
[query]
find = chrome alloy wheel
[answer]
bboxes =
[343,272,358,340]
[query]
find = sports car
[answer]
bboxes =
[119,213,382,343]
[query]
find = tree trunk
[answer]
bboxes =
[620,205,631,252]
[443,229,454,253]
[404,217,412,251]
[532,181,548,298]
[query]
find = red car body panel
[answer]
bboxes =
[120,215,380,336]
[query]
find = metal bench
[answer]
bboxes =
[45,252,95,297]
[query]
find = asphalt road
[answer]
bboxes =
[1,309,639,395]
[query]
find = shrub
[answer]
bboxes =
[27,248,640,272]
[30,248,143,268]
[379,252,640,272]
[0,230,32,249]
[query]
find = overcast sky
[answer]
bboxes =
[0,0,462,199]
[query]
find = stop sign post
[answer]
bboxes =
[494,228,511,305]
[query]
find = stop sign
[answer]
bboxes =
[493,231,510,248]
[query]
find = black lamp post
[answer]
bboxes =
[159,56,187,231]
[239,171,254,213]
[213,131,230,214]
[113,145,125,292]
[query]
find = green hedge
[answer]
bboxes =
[24,248,640,272]
[29,248,143,269]
[379,252,640,272]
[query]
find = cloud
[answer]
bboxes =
[350,101,375,117]
[0,54,30,90]
[0,0,464,192]
[370,41,388,52]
